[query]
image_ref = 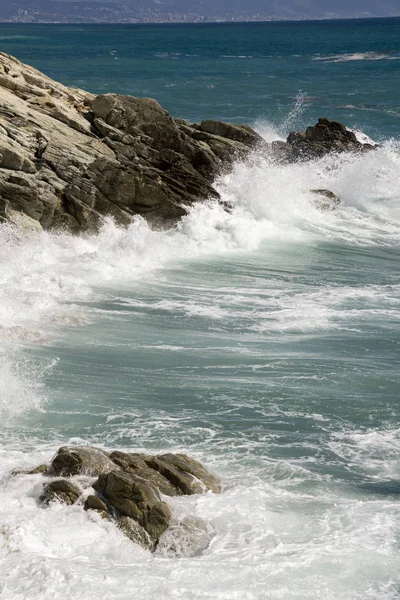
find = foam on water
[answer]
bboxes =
[1,126,400,598]
[313,52,400,62]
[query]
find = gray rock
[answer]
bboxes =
[48,446,118,477]
[17,444,221,552]
[286,118,374,161]
[0,54,374,234]
[200,120,263,147]
[93,470,172,548]
[0,53,255,234]
[39,479,81,505]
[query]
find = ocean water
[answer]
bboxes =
[1,19,400,600]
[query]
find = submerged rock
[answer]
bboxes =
[311,188,341,210]
[12,463,48,476]
[156,516,213,558]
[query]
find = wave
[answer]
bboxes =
[313,52,400,63]
[0,128,399,420]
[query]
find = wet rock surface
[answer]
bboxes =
[0,53,374,233]
[14,445,220,552]
[283,118,375,162]
[39,479,81,506]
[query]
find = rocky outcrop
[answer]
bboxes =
[0,53,374,234]
[14,445,220,552]
[0,52,261,233]
[273,118,375,162]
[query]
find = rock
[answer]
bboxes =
[117,515,153,549]
[200,120,263,147]
[0,52,259,233]
[39,479,81,505]
[11,463,48,475]
[150,453,222,494]
[108,451,178,496]
[83,494,108,512]
[16,445,220,552]
[83,494,111,519]
[93,470,172,548]
[311,188,341,210]
[156,516,213,557]
[0,53,375,233]
[286,118,374,161]
[48,446,118,477]
[109,450,221,496]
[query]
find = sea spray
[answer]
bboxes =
[0,131,399,600]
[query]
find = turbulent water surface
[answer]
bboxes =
[1,19,400,600]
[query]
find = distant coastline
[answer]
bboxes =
[1,16,400,26]
[1,3,399,26]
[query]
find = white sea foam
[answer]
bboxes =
[0,139,399,412]
[1,124,400,599]
[1,439,400,600]
[313,52,400,63]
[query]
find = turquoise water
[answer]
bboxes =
[1,20,400,600]
[1,19,400,136]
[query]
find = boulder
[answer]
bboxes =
[108,451,178,496]
[83,494,111,520]
[48,446,118,477]
[109,450,221,496]
[145,453,221,495]
[200,120,264,147]
[286,118,374,161]
[39,479,81,505]
[83,494,108,512]
[93,470,172,548]
[117,515,153,549]
[15,445,221,552]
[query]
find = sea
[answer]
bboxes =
[0,18,400,600]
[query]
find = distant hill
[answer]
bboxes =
[1,0,399,23]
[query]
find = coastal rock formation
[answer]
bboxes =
[0,53,374,233]
[274,118,375,162]
[0,52,261,233]
[14,446,220,552]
